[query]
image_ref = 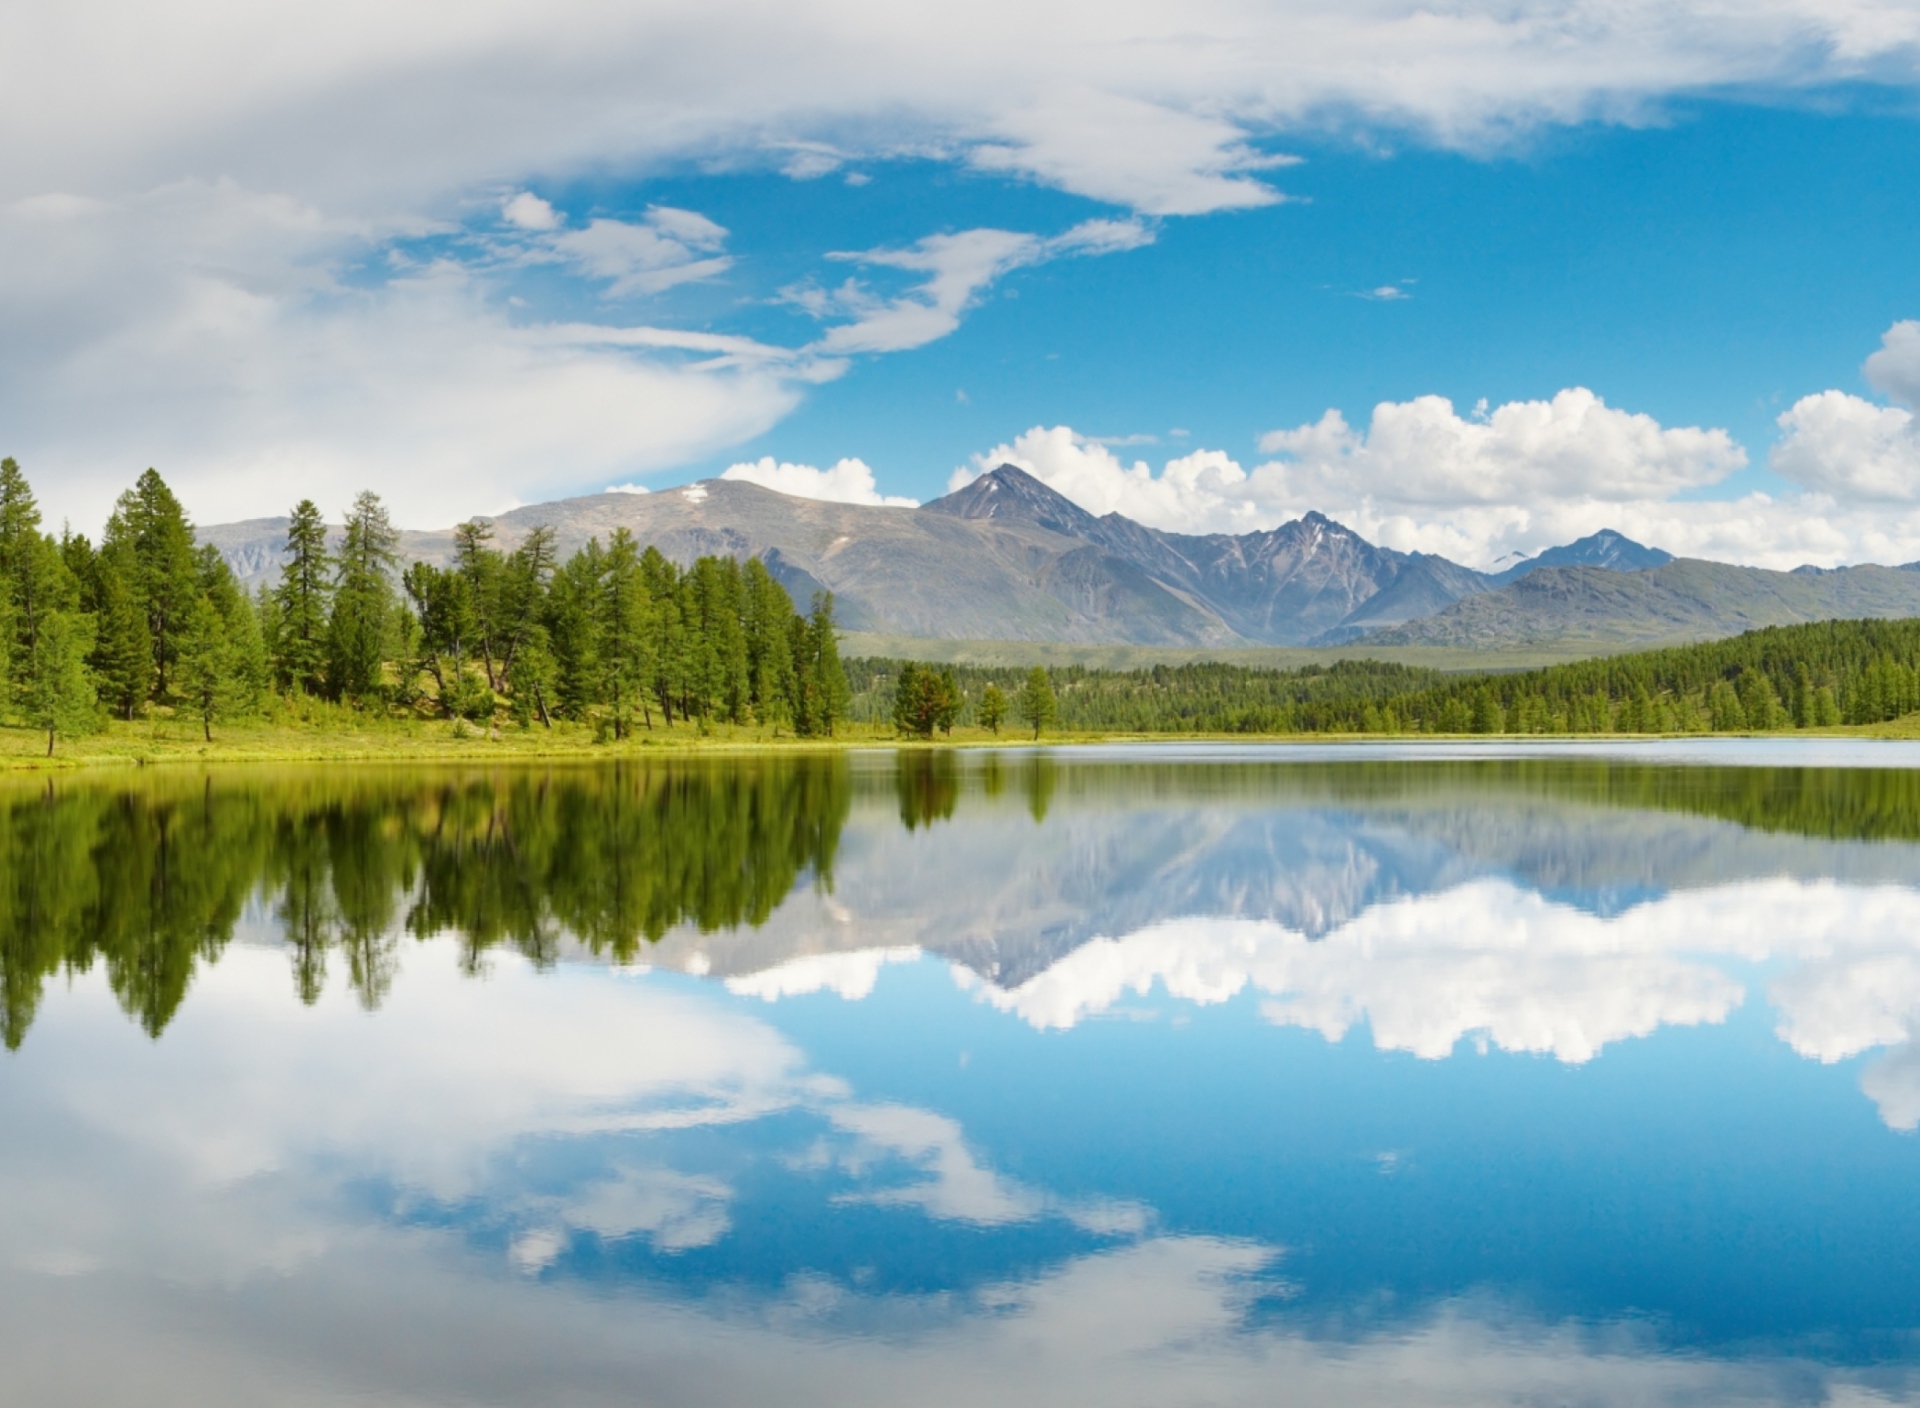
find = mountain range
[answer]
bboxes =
[199,466,1920,651]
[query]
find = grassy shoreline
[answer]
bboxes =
[8,714,1920,771]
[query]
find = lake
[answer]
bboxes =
[6,741,1920,1405]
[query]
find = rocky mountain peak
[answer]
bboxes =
[925,464,1104,541]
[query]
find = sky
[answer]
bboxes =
[3,1,1920,569]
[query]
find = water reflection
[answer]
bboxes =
[8,746,1920,1405]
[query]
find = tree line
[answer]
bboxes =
[0,459,850,747]
[856,618,1920,737]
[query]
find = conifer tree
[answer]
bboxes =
[1016,666,1057,740]
[274,500,333,693]
[979,683,1008,735]
[327,492,399,702]
[742,558,796,732]
[176,594,241,741]
[90,546,152,719]
[101,469,198,699]
[599,530,650,737]
[22,610,96,756]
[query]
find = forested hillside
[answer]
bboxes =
[858,616,1920,736]
[0,459,851,750]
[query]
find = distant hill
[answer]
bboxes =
[1363,557,1920,649]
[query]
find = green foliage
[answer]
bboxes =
[22,610,98,755]
[102,469,199,698]
[1016,666,1057,740]
[979,682,1008,734]
[891,662,960,738]
[328,492,400,701]
[274,499,333,693]
[851,618,1920,737]
[175,593,243,741]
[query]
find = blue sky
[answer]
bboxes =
[3,2,1919,567]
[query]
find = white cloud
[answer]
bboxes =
[544,207,733,299]
[9,1,1917,222]
[1866,319,1920,409]
[1771,390,1920,503]
[502,191,559,231]
[802,219,1150,356]
[5,4,1919,528]
[1256,389,1744,507]
[722,456,919,507]
[952,361,1920,570]
[0,184,809,531]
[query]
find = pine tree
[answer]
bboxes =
[599,530,651,737]
[507,624,557,728]
[742,558,796,732]
[979,683,1008,735]
[90,548,152,719]
[327,492,399,702]
[1015,666,1057,740]
[101,469,198,700]
[176,594,240,741]
[795,592,849,737]
[892,661,928,737]
[452,519,505,690]
[22,611,96,756]
[274,499,333,694]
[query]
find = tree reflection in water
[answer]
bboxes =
[0,758,851,1045]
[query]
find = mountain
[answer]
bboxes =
[1363,557,1920,649]
[1490,528,1673,584]
[204,467,1506,646]
[199,469,1766,650]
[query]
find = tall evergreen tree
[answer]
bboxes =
[176,594,242,741]
[452,519,506,689]
[101,469,198,699]
[327,492,399,702]
[1016,665,1057,740]
[274,500,333,693]
[90,545,152,719]
[0,459,76,706]
[742,558,796,732]
[598,530,651,736]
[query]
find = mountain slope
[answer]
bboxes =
[1364,558,1920,649]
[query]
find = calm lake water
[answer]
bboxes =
[7,741,1920,1405]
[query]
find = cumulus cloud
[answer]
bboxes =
[952,396,1761,566]
[721,457,919,507]
[1255,389,1744,507]
[1865,319,1920,409]
[1771,390,1920,503]
[950,345,1920,570]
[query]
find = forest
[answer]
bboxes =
[0,459,850,752]
[852,616,1920,737]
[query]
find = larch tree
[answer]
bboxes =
[327,492,399,702]
[275,500,333,694]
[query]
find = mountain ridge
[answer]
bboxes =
[199,467,1914,651]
